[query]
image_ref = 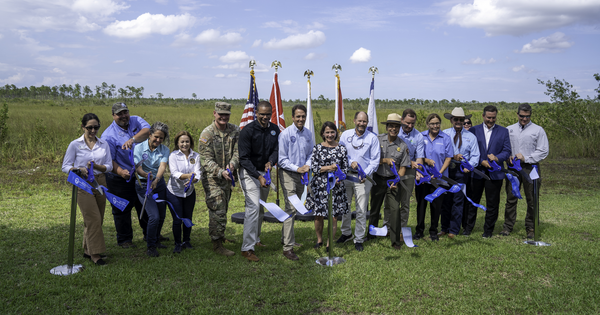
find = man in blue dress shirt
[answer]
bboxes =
[440,108,480,239]
[101,103,150,248]
[278,104,314,260]
[337,111,380,251]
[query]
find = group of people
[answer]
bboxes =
[61,100,548,264]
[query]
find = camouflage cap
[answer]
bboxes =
[112,102,129,115]
[215,102,231,114]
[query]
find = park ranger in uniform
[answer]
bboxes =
[198,102,240,256]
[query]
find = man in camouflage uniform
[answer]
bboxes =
[199,102,240,256]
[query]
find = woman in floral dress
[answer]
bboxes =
[305,121,349,250]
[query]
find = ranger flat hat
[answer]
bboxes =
[444,107,472,120]
[215,102,232,114]
[112,102,129,114]
[380,113,402,125]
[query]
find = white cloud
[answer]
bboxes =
[518,32,574,53]
[72,0,129,17]
[227,74,238,78]
[36,55,87,68]
[214,63,245,70]
[195,29,243,45]
[462,57,496,65]
[304,52,327,60]
[282,80,291,85]
[16,30,53,52]
[113,60,125,63]
[252,39,262,47]
[263,30,325,50]
[447,0,600,36]
[219,51,250,63]
[327,6,391,28]
[215,74,225,78]
[512,65,525,72]
[0,73,26,84]
[104,13,196,39]
[52,68,66,74]
[349,47,371,63]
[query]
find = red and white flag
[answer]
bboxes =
[269,72,285,132]
[334,74,346,132]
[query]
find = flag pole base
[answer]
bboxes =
[316,257,346,266]
[523,240,551,246]
[50,264,84,276]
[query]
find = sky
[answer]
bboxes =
[0,0,599,102]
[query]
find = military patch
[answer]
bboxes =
[190,158,196,164]
[271,130,276,136]
[200,138,208,144]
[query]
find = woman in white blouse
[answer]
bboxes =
[61,113,113,265]
[166,131,201,253]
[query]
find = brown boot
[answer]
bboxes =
[213,239,235,256]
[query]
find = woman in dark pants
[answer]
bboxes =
[166,131,201,253]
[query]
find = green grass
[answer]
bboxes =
[1,158,600,314]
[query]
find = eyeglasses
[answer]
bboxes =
[85,125,101,131]
[518,114,531,119]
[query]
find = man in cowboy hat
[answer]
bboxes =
[368,113,411,249]
[440,107,480,238]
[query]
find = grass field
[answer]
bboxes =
[1,101,600,314]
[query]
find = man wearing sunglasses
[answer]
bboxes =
[101,103,150,249]
[502,103,548,239]
[440,108,480,239]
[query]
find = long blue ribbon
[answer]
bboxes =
[227,168,235,187]
[155,195,195,228]
[67,171,93,194]
[98,185,130,211]
[184,173,195,192]
[505,172,523,199]
[424,183,487,211]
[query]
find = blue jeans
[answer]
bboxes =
[166,189,196,244]
[106,174,148,244]
[135,178,167,248]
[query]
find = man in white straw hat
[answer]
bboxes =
[368,113,411,250]
[440,107,480,239]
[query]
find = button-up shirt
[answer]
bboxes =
[278,124,314,172]
[443,127,480,167]
[61,135,113,174]
[167,149,202,197]
[101,116,150,170]
[375,133,410,177]
[133,139,169,179]
[399,127,425,167]
[339,129,380,176]
[483,123,495,150]
[421,130,454,177]
[239,121,280,179]
[507,121,549,164]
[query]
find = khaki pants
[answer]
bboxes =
[77,174,107,255]
[280,169,303,251]
[340,177,373,243]
[240,168,269,252]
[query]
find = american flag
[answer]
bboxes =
[240,70,259,130]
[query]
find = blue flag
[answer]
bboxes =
[99,185,130,211]
[67,171,93,194]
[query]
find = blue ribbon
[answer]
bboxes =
[185,173,195,192]
[387,161,401,188]
[424,182,487,211]
[489,160,502,172]
[356,163,366,181]
[505,172,523,199]
[301,172,309,186]
[67,171,93,194]
[227,168,235,187]
[265,169,272,186]
[156,195,195,228]
[98,185,130,211]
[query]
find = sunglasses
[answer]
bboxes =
[85,125,101,131]
[452,117,465,122]
[518,114,531,119]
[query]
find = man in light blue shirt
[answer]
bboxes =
[337,111,380,251]
[278,104,314,260]
[440,108,480,238]
[101,102,150,248]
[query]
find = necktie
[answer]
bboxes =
[454,130,462,149]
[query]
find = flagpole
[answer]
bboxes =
[271,60,282,207]
[302,70,315,202]
[367,66,379,135]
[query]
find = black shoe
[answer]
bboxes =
[413,233,424,240]
[430,235,439,241]
[462,230,472,236]
[326,246,330,253]
[147,247,159,257]
[182,242,193,249]
[355,242,364,251]
[313,242,323,249]
[94,258,107,266]
[336,234,354,244]
[83,253,107,260]
[158,234,169,242]
[482,233,492,238]
[366,234,377,241]
[156,242,167,249]
[173,243,183,253]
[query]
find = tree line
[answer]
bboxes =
[0,82,144,100]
